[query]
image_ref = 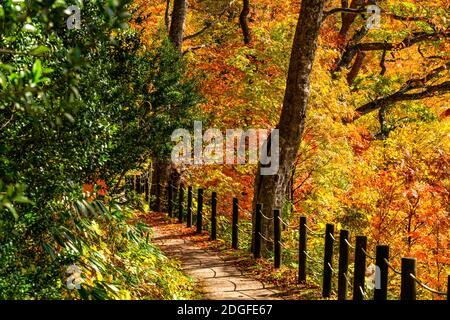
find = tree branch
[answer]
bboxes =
[349,62,450,121]
[380,44,387,76]
[323,7,365,19]
[352,81,450,121]
[182,44,208,56]
[183,0,236,41]
[356,31,449,52]
[347,51,366,85]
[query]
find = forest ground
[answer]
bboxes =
[148,214,283,300]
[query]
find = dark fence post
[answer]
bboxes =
[374,245,389,300]
[125,177,129,197]
[145,176,149,203]
[273,209,281,269]
[154,183,160,211]
[298,216,307,284]
[322,223,335,298]
[353,236,367,300]
[338,229,350,300]
[210,192,217,240]
[401,257,416,300]
[447,275,449,302]
[232,198,239,249]
[196,188,203,234]
[186,186,193,228]
[178,185,184,223]
[167,182,173,218]
[254,203,262,259]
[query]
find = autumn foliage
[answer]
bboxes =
[131,0,449,298]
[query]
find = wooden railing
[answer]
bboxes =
[127,175,450,301]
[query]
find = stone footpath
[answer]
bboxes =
[153,231,283,300]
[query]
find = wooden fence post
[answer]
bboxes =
[167,182,173,218]
[353,236,367,300]
[254,203,262,259]
[145,176,149,203]
[273,209,281,269]
[178,185,184,223]
[401,257,416,300]
[186,186,193,228]
[298,216,307,284]
[322,223,335,298]
[125,177,129,198]
[210,192,217,240]
[232,198,239,249]
[447,275,449,302]
[338,229,350,300]
[154,182,160,211]
[374,245,389,300]
[196,188,203,234]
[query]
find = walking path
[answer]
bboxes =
[151,216,283,300]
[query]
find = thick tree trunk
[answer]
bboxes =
[239,0,251,44]
[169,0,188,52]
[251,0,325,256]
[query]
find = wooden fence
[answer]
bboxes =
[127,175,450,301]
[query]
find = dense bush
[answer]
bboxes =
[0,0,200,299]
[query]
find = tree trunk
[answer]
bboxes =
[165,0,171,31]
[169,0,188,52]
[150,157,170,212]
[251,0,325,256]
[239,0,251,44]
[153,0,186,209]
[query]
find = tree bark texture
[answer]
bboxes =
[251,0,325,255]
[169,0,188,52]
[239,0,251,44]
